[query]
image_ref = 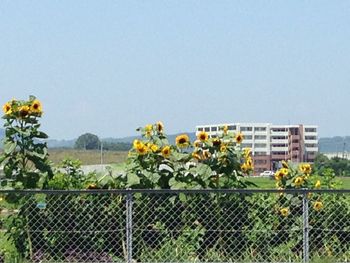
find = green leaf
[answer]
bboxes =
[4,140,17,154]
[179,193,187,202]
[127,173,140,187]
[196,163,212,179]
[33,131,48,139]
[169,178,187,189]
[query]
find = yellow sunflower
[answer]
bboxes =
[150,144,159,152]
[161,146,171,158]
[192,151,201,160]
[274,170,284,181]
[313,201,323,211]
[294,176,304,187]
[193,140,202,148]
[241,163,249,173]
[156,121,164,133]
[222,125,228,134]
[235,132,244,144]
[220,144,227,152]
[136,142,148,155]
[280,168,289,176]
[315,180,321,189]
[176,134,190,148]
[30,99,42,114]
[202,150,211,160]
[243,148,251,158]
[2,102,12,115]
[212,138,221,147]
[246,156,253,167]
[197,131,209,142]
[145,124,153,137]
[133,139,141,149]
[281,160,289,169]
[299,163,312,174]
[280,208,289,217]
[19,105,30,118]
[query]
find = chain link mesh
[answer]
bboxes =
[0,190,349,262]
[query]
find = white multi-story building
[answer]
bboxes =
[196,123,318,175]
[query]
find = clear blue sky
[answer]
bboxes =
[1,1,349,139]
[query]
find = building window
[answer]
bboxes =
[273,144,287,147]
[305,143,317,147]
[290,128,299,135]
[198,127,203,131]
[305,136,317,140]
[255,127,266,131]
[255,143,267,148]
[255,135,267,140]
[204,127,210,132]
[241,143,253,148]
[241,126,253,131]
[255,159,267,165]
[272,128,287,132]
[228,125,236,130]
[271,136,287,140]
[245,135,253,140]
[305,128,317,132]
[254,152,267,156]
[211,127,217,132]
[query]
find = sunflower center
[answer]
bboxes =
[179,138,186,144]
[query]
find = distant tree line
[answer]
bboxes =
[74,133,131,151]
[313,153,350,177]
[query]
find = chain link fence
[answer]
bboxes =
[0,189,350,262]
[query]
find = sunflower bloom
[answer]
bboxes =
[150,144,159,152]
[136,142,148,155]
[222,125,228,134]
[176,134,190,148]
[193,140,202,148]
[145,124,153,137]
[241,163,249,173]
[243,148,251,158]
[133,139,141,149]
[294,176,304,187]
[282,160,289,169]
[280,208,289,217]
[299,163,312,174]
[235,132,244,144]
[220,144,227,152]
[275,170,284,181]
[280,168,289,176]
[161,146,171,158]
[212,138,221,147]
[30,99,42,114]
[2,102,12,115]
[315,180,321,189]
[156,121,164,133]
[203,150,211,160]
[313,201,323,211]
[246,157,253,167]
[197,131,209,142]
[192,151,201,160]
[19,105,30,118]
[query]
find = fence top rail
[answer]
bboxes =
[1,188,350,195]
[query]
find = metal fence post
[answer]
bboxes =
[126,190,133,263]
[302,192,310,263]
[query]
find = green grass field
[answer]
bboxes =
[244,176,350,189]
[48,149,128,165]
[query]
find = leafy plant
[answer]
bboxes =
[125,122,255,189]
[0,96,53,189]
